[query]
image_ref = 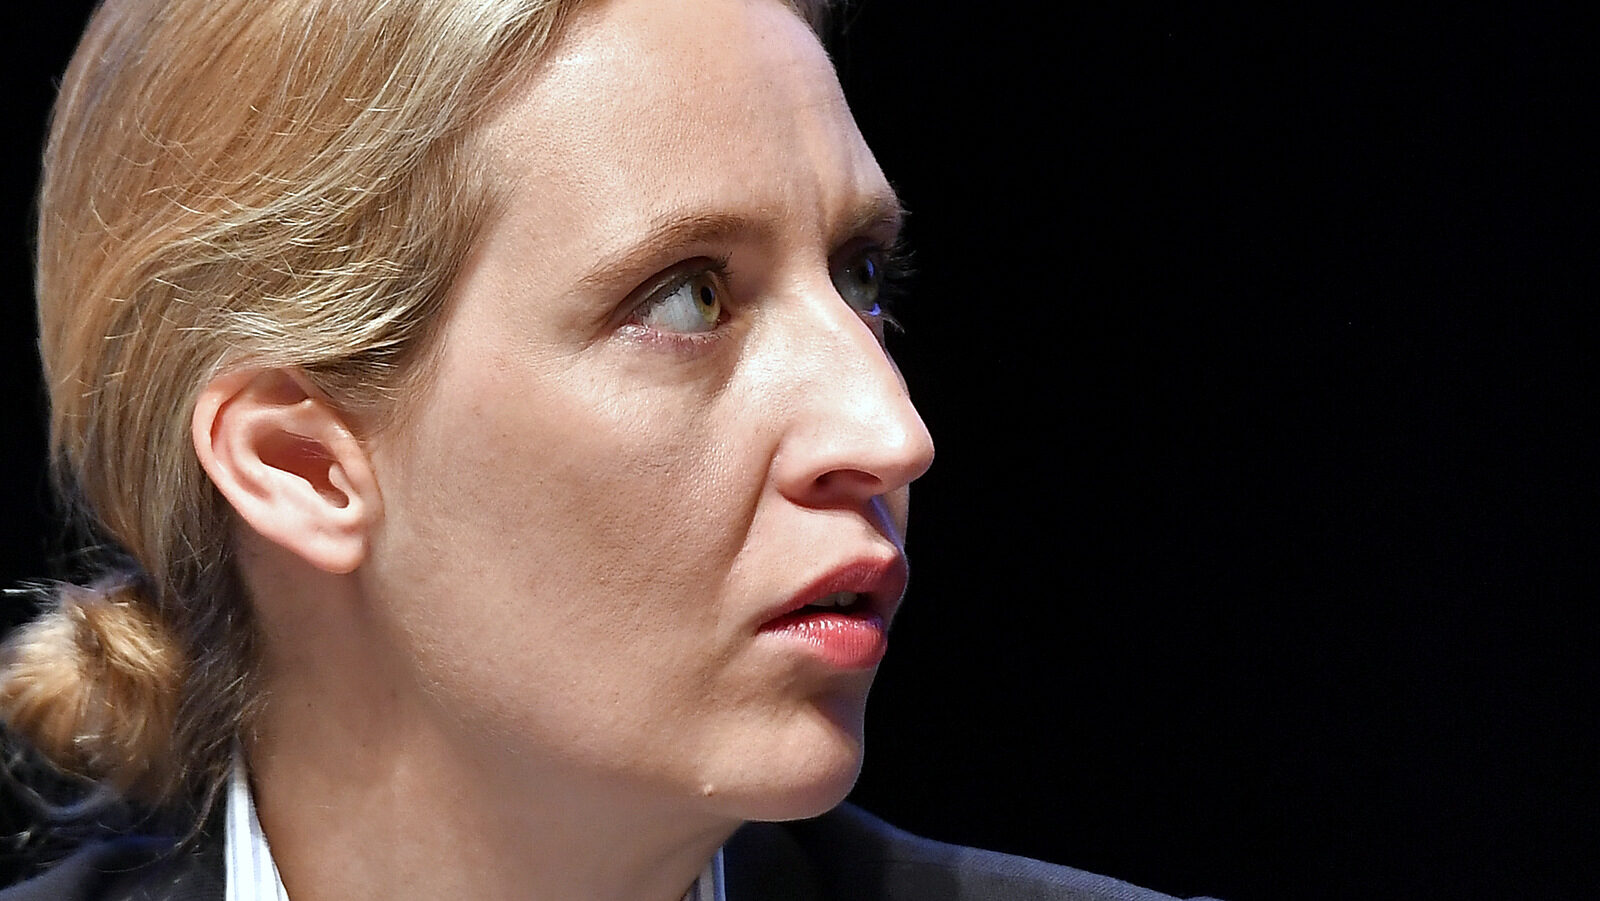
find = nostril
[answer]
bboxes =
[812,467,883,496]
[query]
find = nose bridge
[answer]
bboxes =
[769,282,934,495]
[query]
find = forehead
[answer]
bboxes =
[470,0,892,271]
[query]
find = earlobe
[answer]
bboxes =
[192,369,380,574]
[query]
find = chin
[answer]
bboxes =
[707,690,870,823]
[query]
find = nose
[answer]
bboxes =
[770,286,936,512]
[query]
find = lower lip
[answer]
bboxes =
[758,609,887,669]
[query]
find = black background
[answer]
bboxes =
[2,3,1594,899]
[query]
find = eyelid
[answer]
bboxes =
[826,196,907,256]
[834,224,910,264]
[833,234,914,290]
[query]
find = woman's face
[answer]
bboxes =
[362,0,933,822]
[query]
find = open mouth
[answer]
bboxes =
[753,555,905,670]
[801,591,866,613]
[761,590,879,632]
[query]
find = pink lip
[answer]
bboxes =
[757,555,909,670]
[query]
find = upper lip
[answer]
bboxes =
[761,552,910,627]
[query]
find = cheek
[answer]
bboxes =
[480,401,752,608]
[367,360,765,696]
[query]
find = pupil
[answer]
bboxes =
[698,285,715,307]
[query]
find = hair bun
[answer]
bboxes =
[0,577,182,800]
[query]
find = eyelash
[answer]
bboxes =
[868,238,915,336]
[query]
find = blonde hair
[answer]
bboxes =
[2,0,831,819]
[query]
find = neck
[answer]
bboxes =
[249,690,735,901]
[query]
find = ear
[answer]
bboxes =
[192,369,380,574]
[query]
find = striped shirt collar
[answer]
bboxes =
[223,763,726,901]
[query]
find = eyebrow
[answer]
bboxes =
[834,194,908,246]
[573,193,907,294]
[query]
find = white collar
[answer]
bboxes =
[223,763,289,901]
[223,763,726,901]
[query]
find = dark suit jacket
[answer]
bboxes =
[0,803,1220,900]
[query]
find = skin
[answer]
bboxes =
[194,1,934,899]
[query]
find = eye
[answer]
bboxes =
[636,266,726,334]
[831,241,909,335]
[831,247,885,317]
